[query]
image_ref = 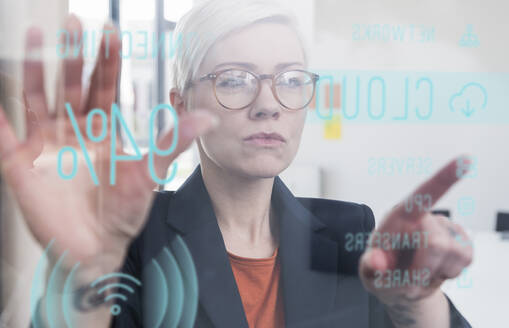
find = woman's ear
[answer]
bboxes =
[169,87,186,116]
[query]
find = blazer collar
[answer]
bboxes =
[166,165,339,327]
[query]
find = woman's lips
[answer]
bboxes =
[243,132,286,147]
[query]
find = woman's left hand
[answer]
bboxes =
[358,156,473,326]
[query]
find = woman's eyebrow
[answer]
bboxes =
[274,62,304,70]
[213,61,304,71]
[214,62,257,70]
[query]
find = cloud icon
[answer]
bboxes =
[449,82,488,117]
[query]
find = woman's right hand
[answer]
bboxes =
[0,15,218,273]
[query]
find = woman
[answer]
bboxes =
[0,0,472,327]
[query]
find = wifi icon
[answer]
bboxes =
[140,235,199,328]
[90,273,142,316]
[30,235,199,328]
[29,239,144,328]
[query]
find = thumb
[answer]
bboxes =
[143,110,220,183]
[0,104,33,182]
[360,247,389,280]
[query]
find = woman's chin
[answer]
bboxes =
[234,159,290,179]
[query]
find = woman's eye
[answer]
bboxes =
[280,78,303,88]
[290,78,302,86]
[218,79,245,88]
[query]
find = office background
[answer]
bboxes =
[0,0,508,327]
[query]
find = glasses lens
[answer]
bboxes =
[215,70,258,109]
[275,71,314,110]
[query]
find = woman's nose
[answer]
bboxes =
[248,80,281,120]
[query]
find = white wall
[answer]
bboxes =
[286,0,509,232]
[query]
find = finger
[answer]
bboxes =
[392,156,472,222]
[0,105,20,160]
[359,247,390,281]
[83,22,121,114]
[450,223,474,249]
[18,92,44,160]
[140,110,220,188]
[0,105,33,188]
[439,248,472,280]
[55,14,84,117]
[23,26,49,123]
[409,217,454,287]
[438,222,473,279]
[23,90,41,139]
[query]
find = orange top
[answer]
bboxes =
[227,247,285,328]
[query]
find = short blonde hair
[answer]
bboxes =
[171,0,308,96]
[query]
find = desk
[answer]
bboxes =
[441,231,509,327]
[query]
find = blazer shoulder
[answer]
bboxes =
[143,192,376,239]
[296,197,377,275]
[137,190,176,235]
[297,197,376,235]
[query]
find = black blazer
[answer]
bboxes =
[111,165,471,328]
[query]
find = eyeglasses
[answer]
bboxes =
[186,68,320,111]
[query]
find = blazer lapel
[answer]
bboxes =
[165,166,339,328]
[166,166,249,328]
[272,177,339,327]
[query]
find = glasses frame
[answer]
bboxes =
[187,68,320,111]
